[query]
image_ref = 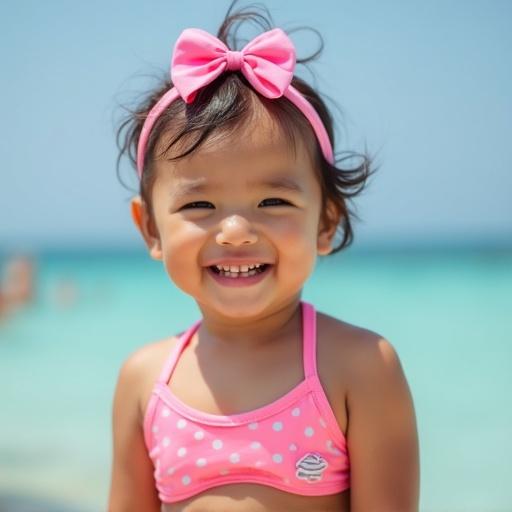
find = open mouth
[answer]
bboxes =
[209,263,270,278]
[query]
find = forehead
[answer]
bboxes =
[154,102,319,188]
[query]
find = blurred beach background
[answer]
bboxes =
[1,1,511,511]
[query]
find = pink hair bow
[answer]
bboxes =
[136,27,334,176]
[171,28,296,103]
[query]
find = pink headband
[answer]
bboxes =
[136,27,334,178]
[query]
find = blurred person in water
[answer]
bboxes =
[0,254,35,321]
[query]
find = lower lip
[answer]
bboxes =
[206,266,272,287]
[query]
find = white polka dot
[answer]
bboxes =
[272,453,283,463]
[304,426,315,437]
[272,421,283,431]
[194,430,204,440]
[212,439,223,450]
[288,443,298,451]
[166,466,175,475]
[196,458,207,467]
[161,408,170,417]
[248,422,258,430]
[149,445,161,457]
[229,452,240,463]
[319,418,327,428]
[326,439,343,456]
[220,469,229,475]
[177,447,187,457]
[182,475,191,485]
[162,437,170,447]
[177,419,187,429]
[250,441,262,450]
[291,407,301,417]
[152,425,159,433]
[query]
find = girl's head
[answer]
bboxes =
[117,3,373,318]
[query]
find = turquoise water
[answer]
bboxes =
[0,248,511,512]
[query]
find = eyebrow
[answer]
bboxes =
[171,175,304,197]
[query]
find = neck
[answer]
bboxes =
[196,296,303,350]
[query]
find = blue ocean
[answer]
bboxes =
[1,248,511,512]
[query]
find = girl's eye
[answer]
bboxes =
[180,201,215,210]
[259,198,292,207]
[179,199,291,210]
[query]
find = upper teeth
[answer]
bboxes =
[216,264,262,272]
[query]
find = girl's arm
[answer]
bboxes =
[108,351,161,512]
[347,337,420,512]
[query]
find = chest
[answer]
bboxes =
[166,330,348,436]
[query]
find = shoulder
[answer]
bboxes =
[115,335,180,424]
[316,311,404,390]
[315,311,411,421]
[110,337,179,510]
[317,312,420,509]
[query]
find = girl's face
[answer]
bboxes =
[133,110,336,321]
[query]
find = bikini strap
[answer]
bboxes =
[301,301,318,379]
[156,320,202,384]
[156,303,316,383]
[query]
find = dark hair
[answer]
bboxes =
[116,1,376,254]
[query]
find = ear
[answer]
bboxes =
[130,196,163,260]
[317,201,340,256]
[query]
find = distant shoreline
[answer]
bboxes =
[1,239,512,262]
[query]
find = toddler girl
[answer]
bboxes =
[109,4,419,511]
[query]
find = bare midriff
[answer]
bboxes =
[161,484,350,511]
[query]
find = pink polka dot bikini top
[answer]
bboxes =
[143,302,350,504]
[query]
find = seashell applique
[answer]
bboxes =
[295,452,328,483]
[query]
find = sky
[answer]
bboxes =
[1,0,511,252]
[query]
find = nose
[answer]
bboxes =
[215,215,258,246]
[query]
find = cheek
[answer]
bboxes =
[272,215,318,275]
[160,222,204,282]
[270,213,319,247]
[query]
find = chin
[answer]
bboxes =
[204,296,274,321]
[218,302,266,320]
